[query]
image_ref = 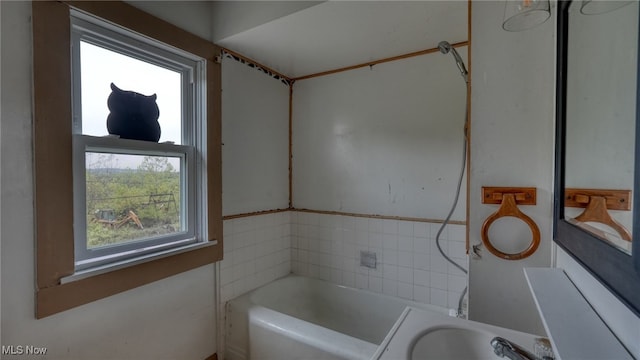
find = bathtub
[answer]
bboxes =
[225,275,448,360]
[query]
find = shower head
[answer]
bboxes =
[438,41,452,54]
[438,41,469,84]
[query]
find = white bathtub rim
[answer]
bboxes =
[244,274,449,315]
[249,307,378,360]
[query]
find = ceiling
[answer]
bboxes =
[216,1,469,79]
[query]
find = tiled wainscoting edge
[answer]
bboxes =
[219,212,291,303]
[219,210,468,308]
[290,211,468,309]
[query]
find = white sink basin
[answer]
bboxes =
[372,307,542,360]
[411,327,503,359]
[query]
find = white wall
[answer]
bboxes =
[127,1,214,42]
[218,52,292,360]
[469,1,555,335]
[292,49,468,220]
[221,58,290,216]
[1,2,216,359]
[211,1,323,43]
[289,47,469,311]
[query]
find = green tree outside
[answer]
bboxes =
[86,154,181,248]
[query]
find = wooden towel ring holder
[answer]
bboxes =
[481,193,541,260]
[574,196,631,241]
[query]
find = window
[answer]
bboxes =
[32,1,222,318]
[70,13,205,271]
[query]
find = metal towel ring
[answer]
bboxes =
[481,193,540,260]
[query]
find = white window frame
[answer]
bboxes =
[70,10,208,272]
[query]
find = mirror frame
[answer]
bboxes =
[555,0,640,316]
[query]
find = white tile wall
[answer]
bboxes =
[219,212,291,303]
[290,211,468,310]
[218,210,468,313]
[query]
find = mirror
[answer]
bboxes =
[555,0,640,315]
[563,0,637,254]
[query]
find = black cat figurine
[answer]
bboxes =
[106,83,161,142]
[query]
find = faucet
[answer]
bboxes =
[490,337,554,360]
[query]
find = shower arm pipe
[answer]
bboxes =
[292,40,469,81]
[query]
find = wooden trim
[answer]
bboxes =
[223,209,289,221]
[33,0,75,290]
[221,47,292,83]
[204,353,218,360]
[294,208,466,225]
[208,56,224,249]
[33,0,223,318]
[36,245,221,318]
[289,84,294,209]
[465,0,472,253]
[222,208,465,225]
[293,41,470,81]
[64,1,217,60]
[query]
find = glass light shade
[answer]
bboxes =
[580,0,633,15]
[503,0,551,32]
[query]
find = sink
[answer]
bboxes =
[411,327,503,359]
[372,307,542,360]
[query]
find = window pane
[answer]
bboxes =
[85,152,184,249]
[80,41,183,144]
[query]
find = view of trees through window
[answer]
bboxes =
[86,152,183,248]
